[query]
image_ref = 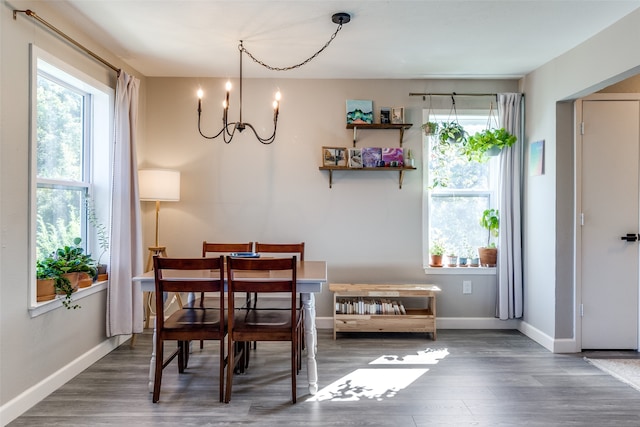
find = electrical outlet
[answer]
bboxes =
[463,280,472,294]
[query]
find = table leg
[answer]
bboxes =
[301,292,318,395]
[148,316,157,393]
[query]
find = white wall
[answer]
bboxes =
[0,0,144,423]
[521,8,640,343]
[142,77,518,320]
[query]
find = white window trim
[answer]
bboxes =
[422,108,498,275]
[29,45,114,313]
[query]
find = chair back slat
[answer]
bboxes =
[202,241,253,257]
[255,242,304,261]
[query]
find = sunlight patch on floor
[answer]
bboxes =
[307,368,428,402]
[369,347,449,365]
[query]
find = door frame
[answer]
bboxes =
[575,92,640,351]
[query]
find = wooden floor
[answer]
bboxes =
[9,329,640,426]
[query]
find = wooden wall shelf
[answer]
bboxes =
[346,123,413,146]
[319,166,416,189]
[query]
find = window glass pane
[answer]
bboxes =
[36,187,84,260]
[37,74,84,181]
[430,195,489,256]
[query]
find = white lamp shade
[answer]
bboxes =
[138,169,181,202]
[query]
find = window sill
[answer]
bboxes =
[29,280,108,317]
[424,266,496,275]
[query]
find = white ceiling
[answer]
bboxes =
[30,0,640,79]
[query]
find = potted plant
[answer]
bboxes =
[36,258,57,302]
[429,240,445,267]
[447,251,458,268]
[406,149,415,168]
[478,209,499,267]
[40,238,98,309]
[421,121,439,136]
[86,197,109,281]
[463,127,517,162]
[438,121,467,145]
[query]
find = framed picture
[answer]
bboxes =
[348,148,363,168]
[391,107,404,124]
[361,147,382,168]
[382,147,404,167]
[346,100,373,124]
[322,146,347,167]
[380,107,391,124]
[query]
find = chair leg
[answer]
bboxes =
[178,341,185,373]
[152,338,164,403]
[219,338,225,402]
[291,340,297,404]
[225,337,234,403]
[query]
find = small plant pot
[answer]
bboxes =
[429,254,443,267]
[447,256,458,267]
[37,278,56,302]
[469,258,480,267]
[60,272,79,293]
[478,248,497,267]
[458,257,469,267]
[78,272,93,288]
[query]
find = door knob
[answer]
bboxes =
[620,233,639,242]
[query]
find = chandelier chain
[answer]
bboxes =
[240,22,344,72]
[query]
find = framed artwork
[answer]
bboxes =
[361,147,382,168]
[382,147,404,167]
[530,140,545,176]
[391,107,404,124]
[346,100,373,124]
[322,146,347,167]
[348,148,363,168]
[380,107,391,124]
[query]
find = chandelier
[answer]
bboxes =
[196,12,351,144]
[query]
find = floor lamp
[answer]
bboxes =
[138,169,181,271]
[139,169,181,330]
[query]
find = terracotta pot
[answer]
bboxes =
[37,278,56,302]
[478,247,497,267]
[78,272,93,288]
[429,254,443,267]
[97,273,109,282]
[60,272,79,293]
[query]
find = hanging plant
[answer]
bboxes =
[421,121,439,136]
[438,121,467,145]
[462,101,516,162]
[437,95,466,145]
[464,128,517,162]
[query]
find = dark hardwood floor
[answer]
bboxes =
[9,329,640,426]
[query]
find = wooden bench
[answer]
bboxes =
[329,283,440,340]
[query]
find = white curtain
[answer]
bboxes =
[106,71,144,337]
[496,93,524,320]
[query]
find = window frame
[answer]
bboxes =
[29,45,114,314]
[422,108,498,275]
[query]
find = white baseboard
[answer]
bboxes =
[0,335,130,426]
[437,317,520,329]
[517,321,578,353]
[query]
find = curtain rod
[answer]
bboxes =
[13,9,121,75]
[409,92,497,99]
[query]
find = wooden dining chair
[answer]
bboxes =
[225,256,302,404]
[253,242,306,351]
[152,255,226,403]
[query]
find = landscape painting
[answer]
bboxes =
[346,100,373,124]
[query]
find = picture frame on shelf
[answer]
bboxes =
[348,148,363,168]
[322,146,347,167]
[361,147,382,168]
[391,107,404,124]
[346,99,373,124]
[382,147,404,167]
[380,107,391,124]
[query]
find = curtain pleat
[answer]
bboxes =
[106,71,144,336]
[496,93,524,320]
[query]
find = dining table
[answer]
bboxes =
[132,260,327,395]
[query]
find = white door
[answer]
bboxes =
[581,99,639,349]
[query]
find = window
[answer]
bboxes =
[423,109,498,269]
[30,45,113,309]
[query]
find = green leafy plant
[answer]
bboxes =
[480,209,499,248]
[430,239,445,256]
[86,198,109,265]
[37,237,97,309]
[463,128,516,162]
[421,121,439,136]
[438,121,467,145]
